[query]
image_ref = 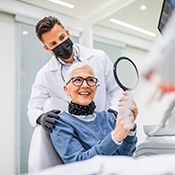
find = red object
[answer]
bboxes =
[158,81,175,93]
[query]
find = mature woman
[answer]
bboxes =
[50,62,137,164]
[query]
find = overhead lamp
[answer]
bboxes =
[48,0,74,8]
[110,18,156,37]
[140,5,147,10]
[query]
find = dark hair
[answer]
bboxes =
[35,16,65,42]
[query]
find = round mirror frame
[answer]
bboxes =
[113,56,139,91]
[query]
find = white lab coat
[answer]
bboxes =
[27,44,123,127]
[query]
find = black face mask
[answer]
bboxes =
[52,38,73,60]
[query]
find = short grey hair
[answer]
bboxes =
[64,62,94,84]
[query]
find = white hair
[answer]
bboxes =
[64,62,94,84]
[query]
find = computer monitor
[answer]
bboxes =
[158,0,175,33]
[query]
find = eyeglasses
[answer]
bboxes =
[66,76,98,87]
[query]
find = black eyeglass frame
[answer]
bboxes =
[66,76,98,87]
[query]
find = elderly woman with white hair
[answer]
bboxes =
[50,62,138,164]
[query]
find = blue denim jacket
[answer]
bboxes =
[50,111,137,164]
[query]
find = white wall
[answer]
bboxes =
[0,12,15,175]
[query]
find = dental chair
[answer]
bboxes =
[28,98,68,173]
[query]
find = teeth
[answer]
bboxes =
[79,92,90,95]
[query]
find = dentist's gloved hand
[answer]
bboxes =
[37,109,61,132]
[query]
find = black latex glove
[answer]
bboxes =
[37,109,61,132]
[108,108,118,117]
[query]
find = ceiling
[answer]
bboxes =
[18,0,164,41]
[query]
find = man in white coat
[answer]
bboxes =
[27,16,138,132]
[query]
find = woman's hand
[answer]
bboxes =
[113,109,135,142]
[113,91,137,142]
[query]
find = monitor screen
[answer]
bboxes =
[158,0,175,33]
